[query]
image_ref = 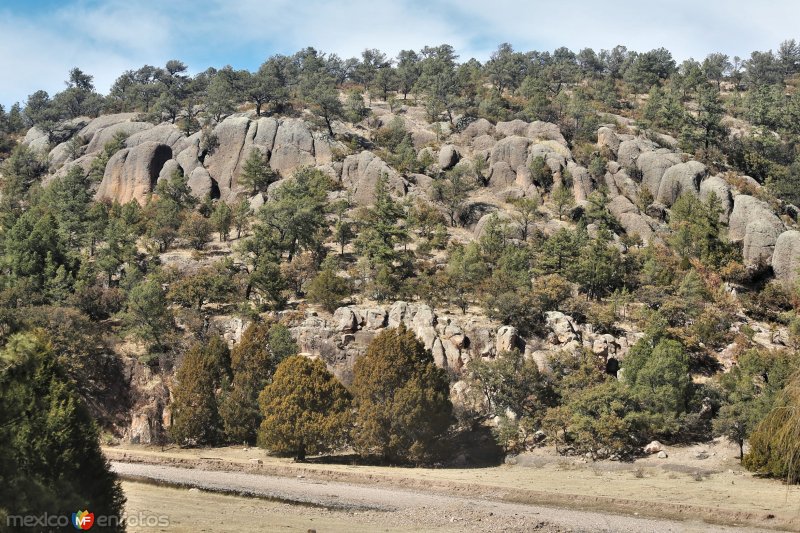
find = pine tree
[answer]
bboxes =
[0,333,125,529]
[170,337,231,446]
[351,326,452,463]
[221,321,298,444]
[258,356,351,460]
[239,149,277,195]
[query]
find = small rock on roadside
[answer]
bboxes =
[657,451,668,459]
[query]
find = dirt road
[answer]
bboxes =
[112,461,766,532]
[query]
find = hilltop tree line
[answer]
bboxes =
[4,39,800,204]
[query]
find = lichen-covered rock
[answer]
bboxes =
[743,218,783,270]
[699,175,733,222]
[95,142,173,204]
[772,230,800,286]
[341,151,405,205]
[86,121,153,153]
[655,161,706,206]
[729,195,782,243]
[438,144,460,170]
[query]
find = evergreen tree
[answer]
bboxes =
[0,333,125,530]
[170,337,231,446]
[221,321,298,444]
[258,355,351,460]
[351,326,452,463]
[239,149,277,195]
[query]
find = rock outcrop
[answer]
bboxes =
[772,230,800,285]
[341,151,406,205]
[95,142,173,204]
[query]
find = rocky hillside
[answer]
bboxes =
[20,101,799,445]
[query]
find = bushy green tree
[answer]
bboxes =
[239,149,277,195]
[258,355,351,460]
[0,333,125,529]
[221,321,298,444]
[351,326,452,463]
[170,337,231,446]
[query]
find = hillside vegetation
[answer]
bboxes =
[3,41,800,519]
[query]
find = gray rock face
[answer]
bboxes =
[526,121,568,146]
[95,142,173,204]
[157,159,181,183]
[728,195,784,269]
[438,145,460,170]
[203,116,251,197]
[341,151,405,205]
[597,126,620,154]
[637,151,682,195]
[77,113,139,140]
[616,138,657,170]
[496,119,530,138]
[187,167,215,199]
[487,161,518,189]
[699,175,733,222]
[729,195,782,243]
[567,162,594,203]
[126,123,186,149]
[490,135,530,170]
[655,161,706,206]
[269,118,316,174]
[618,212,658,243]
[772,230,800,285]
[743,218,783,269]
[462,118,494,141]
[85,121,153,153]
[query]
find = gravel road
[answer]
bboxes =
[112,461,763,532]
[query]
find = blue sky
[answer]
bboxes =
[1,0,799,107]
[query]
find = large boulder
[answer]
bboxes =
[772,230,800,286]
[438,145,460,170]
[462,118,494,142]
[655,161,706,206]
[729,195,782,243]
[95,142,173,204]
[699,175,733,222]
[637,151,682,195]
[77,113,139,140]
[567,162,594,203]
[743,218,784,270]
[526,121,568,146]
[341,151,405,205]
[616,138,657,169]
[203,116,251,197]
[269,118,317,174]
[85,121,153,153]
[496,119,529,137]
[187,167,215,199]
[618,212,658,243]
[597,126,620,154]
[490,136,530,170]
[126,123,186,149]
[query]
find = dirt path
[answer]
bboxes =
[113,461,764,532]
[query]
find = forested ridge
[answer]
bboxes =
[3,40,800,529]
